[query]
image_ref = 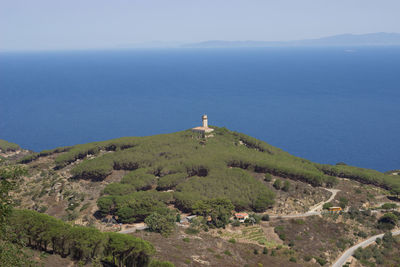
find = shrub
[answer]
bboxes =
[263,247,268,254]
[323,202,333,210]
[224,250,232,256]
[253,249,258,255]
[279,233,286,241]
[315,257,327,266]
[357,231,368,238]
[183,238,190,242]
[228,238,236,244]
[289,257,296,262]
[282,181,290,192]
[261,214,270,221]
[264,173,272,182]
[273,179,282,190]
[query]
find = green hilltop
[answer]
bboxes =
[19,127,400,224]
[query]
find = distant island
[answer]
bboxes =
[183,32,400,48]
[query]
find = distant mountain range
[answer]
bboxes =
[183,32,400,48]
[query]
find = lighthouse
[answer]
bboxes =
[202,114,208,128]
[192,114,214,134]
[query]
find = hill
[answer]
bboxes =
[4,127,400,266]
[184,32,400,48]
[11,126,400,224]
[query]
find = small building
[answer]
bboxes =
[192,114,214,134]
[234,212,249,223]
[328,206,342,212]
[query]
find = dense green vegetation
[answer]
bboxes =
[97,191,174,223]
[0,140,20,152]
[174,168,275,212]
[9,209,166,266]
[21,127,400,225]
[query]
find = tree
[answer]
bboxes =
[145,211,176,236]
[97,196,114,215]
[378,213,398,230]
[105,232,155,267]
[273,179,282,190]
[192,199,234,228]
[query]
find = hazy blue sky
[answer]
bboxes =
[1,0,399,51]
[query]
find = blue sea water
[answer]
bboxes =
[0,47,399,172]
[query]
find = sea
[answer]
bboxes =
[0,47,399,172]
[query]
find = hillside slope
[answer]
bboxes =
[13,127,399,222]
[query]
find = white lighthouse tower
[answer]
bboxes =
[202,114,208,128]
[192,114,214,134]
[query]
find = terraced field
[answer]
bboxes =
[221,225,281,248]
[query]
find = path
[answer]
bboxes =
[268,188,340,219]
[332,229,400,267]
[118,223,148,234]
[309,188,340,212]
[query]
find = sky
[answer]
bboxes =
[1,0,400,51]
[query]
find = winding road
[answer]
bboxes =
[332,229,400,267]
